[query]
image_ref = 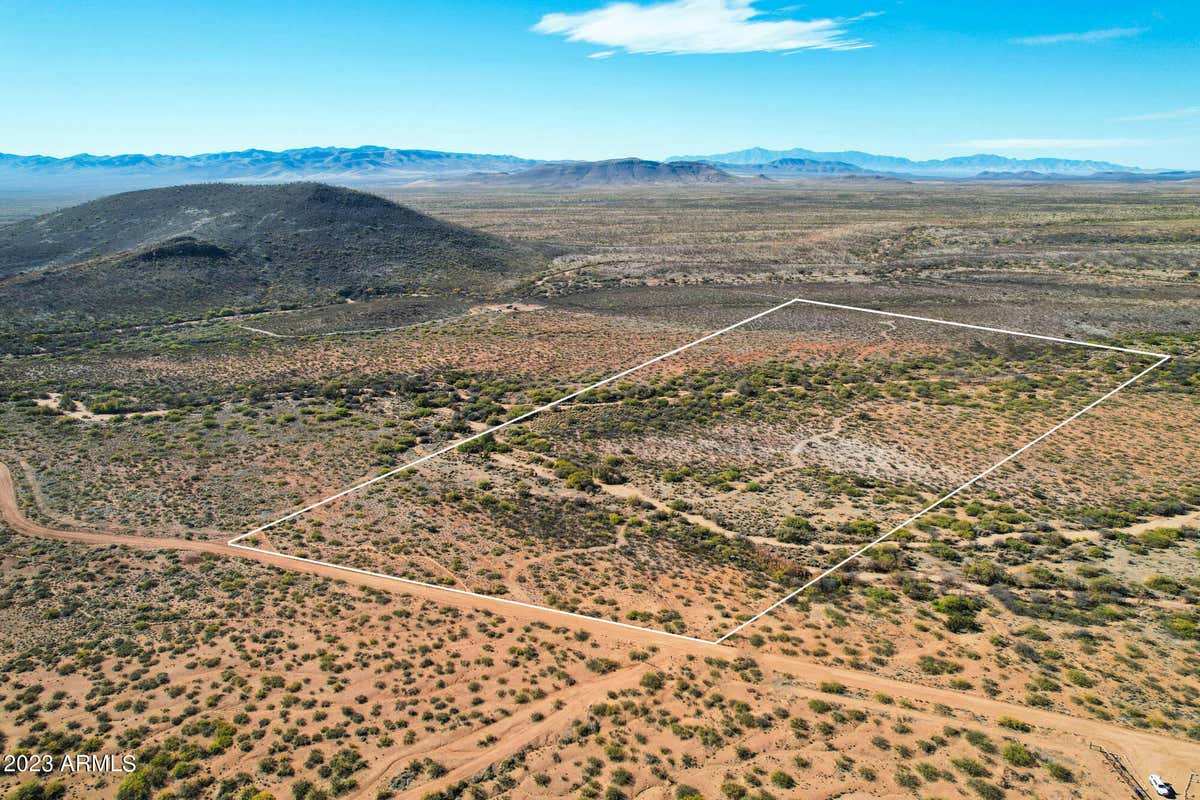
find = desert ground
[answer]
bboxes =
[2,182,1198,800]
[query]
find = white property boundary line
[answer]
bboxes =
[228,297,1170,646]
[714,350,1170,642]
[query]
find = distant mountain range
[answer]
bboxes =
[1,145,1192,192]
[701,157,906,181]
[733,157,869,175]
[0,146,538,191]
[451,158,742,188]
[667,146,1151,178]
[974,169,1200,182]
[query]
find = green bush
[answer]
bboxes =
[951,758,989,778]
[966,778,1005,799]
[1065,669,1094,688]
[1045,762,1074,782]
[966,559,1008,585]
[639,672,665,691]
[6,781,67,800]
[1138,528,1180,549]
[997,716,1031,733]
[1002,741,1036,767]
[769,771,795,789]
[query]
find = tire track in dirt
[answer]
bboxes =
[3,460,1199,791]
[363,664,647,800]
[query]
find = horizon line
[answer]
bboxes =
[0,143,1167,172]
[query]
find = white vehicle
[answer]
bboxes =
[1148,774,1175,798]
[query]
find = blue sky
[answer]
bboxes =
[3,0,1198,167]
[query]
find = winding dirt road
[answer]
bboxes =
[1,460,1196,796]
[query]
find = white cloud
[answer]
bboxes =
[1117,106,1200,122]
[1009,26,1146,46]
[533,0,872,56]
[954,138,1154,150]
[588,50,618,58]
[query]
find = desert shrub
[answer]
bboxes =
[639,672,665,691]
[5,782,67,800]
[966,559,1008,585]
[931,594,982,632]
[1016,624,1052,641]
[1002,741,1036,767]
[902,578,936,601]
[1164,612,1199,640]
[1138,528,1180,549]
[997,716,1031,732]
[587,658,619,674]
[457,433,505,456]
[951,758,989,777]
[769,771,794,789]
[966,778,1005,799]
[965,730,996,753]
[841,519,879,537]
[776,516,814,543]
[115,770,158,800]
[1065,669,1094,688]
[1146,575,1184,594]
[1075,507,1136,528]
[915,763,940,781]
[918,655,962,675]
[863,586,897,604]
[1044,762,1074,782]
[927,541,961,562]
[565,471,596,491]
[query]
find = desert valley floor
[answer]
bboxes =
[1,182,1198,800]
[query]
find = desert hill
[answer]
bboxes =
[704,157,901,179]
[0,182,548,328]
[742,157,869,175]
[465,158,740,188]
[0,146,538,191]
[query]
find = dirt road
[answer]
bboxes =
[1,460,1195,795]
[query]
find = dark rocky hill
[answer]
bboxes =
[0,183,548,328]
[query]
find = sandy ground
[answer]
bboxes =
[33,392,168,422]
[2,459,1197,796]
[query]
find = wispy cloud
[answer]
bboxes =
[954,138,1154,150]
[1009,26,1147,46]
[1117,106,1200,122]
[533,0,873,56]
